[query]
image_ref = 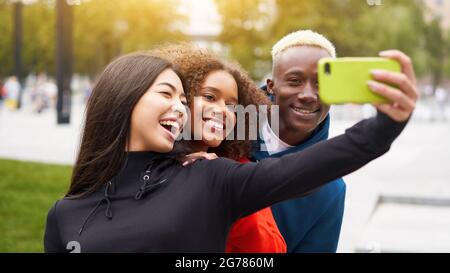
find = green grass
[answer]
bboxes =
[0,159,71,252]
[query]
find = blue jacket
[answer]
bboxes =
[251,93,346,252]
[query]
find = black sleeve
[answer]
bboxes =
[210,112,409,220]
[44,200,64,253]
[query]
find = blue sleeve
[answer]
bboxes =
[291,183,346,253]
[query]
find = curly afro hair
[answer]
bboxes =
[152,43,271,160]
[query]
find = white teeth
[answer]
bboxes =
[159,120,180,130]
[205,120,224,130]
[292,107,317,114]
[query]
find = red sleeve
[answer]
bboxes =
[225,207,286,253]
[225,158,286,253]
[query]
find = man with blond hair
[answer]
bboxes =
[251,30,344,252]
[252,30,416,252]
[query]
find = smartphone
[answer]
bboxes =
[318,57,401,105]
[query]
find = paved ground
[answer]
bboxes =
[1,100,449,252]
[329,105,450,252]
[0,102,84,165]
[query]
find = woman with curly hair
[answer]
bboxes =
[154,44,287,252]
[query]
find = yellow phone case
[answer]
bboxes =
[318,57,401,105]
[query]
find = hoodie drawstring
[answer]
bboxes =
[78,157,173,236]
[134,166,168,200]
[78,181,113,236]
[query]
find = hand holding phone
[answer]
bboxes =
[318,51,419,122]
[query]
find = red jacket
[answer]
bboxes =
[225,157,287,253]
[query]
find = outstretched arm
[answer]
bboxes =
[211,50,418,220]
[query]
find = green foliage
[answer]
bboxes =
[0,1,55,77]
[424,18,446,91]
[1,0,449,84]
[445,28,450,78]
[216,0,273,79]
[0,0,187,78]
[0,159,71,252]
[216,0,448,82]
[22,1,56,75]
[73,0,188,76]
[0,2,13,77]
[270,0,367,56]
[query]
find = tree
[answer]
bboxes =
[0,0,188,78]
[22,0,56,75]
[0,1,13,77]
[349,0,427,75]
[215,0,273,79]
[0,1,56,77]
[445,28,450,81]
[270,0,367,56]
[424,18,446,93]
[73,0,187,76]
[216,0,430,80]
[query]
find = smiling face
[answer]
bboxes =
[189,70,238,149]
[129,68,187,152]
[267,46,331,145]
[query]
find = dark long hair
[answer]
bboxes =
[68,52,183,198]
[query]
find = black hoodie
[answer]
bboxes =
[44,112,407,253]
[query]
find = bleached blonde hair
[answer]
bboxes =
[271,30,336,65]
